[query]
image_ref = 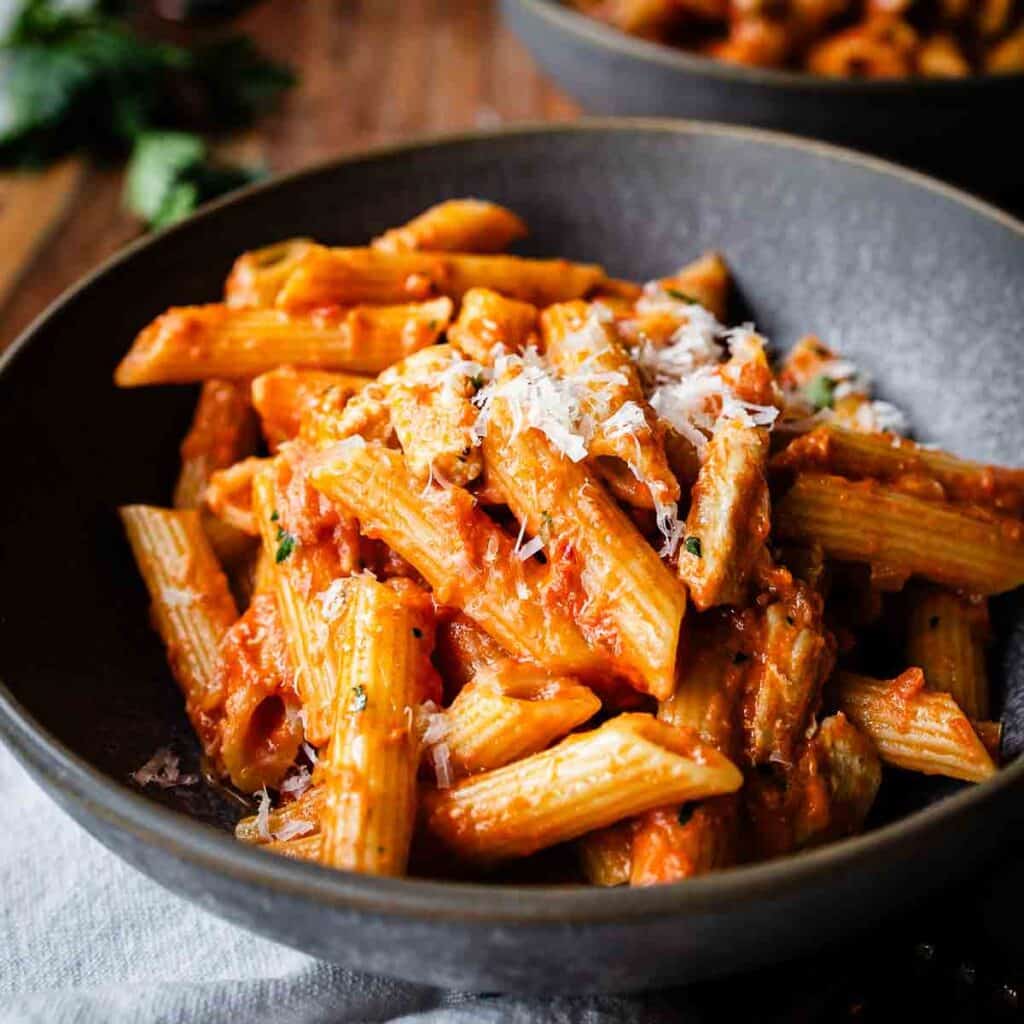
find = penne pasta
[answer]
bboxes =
[579,823,634,887]
[447,287,539,364]
[655,251,731,322]
[480,373,687,700]
[225,238,316,308]
[251,366,372,451]
[204,456,271,537]
[433,612,510,692]
[319,575,434,875]
[906,586,990,720]
[275,245,607,311]
[372,198,528,254]
[236,784,324,844]
[423,714,743,863]
[837,669,996,783]
[120,506,238,756]
[776,473,1024,595]
[308,439,607,679]
[114,300,452,385]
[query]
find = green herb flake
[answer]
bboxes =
[351,684,368,712]
[804,374,836,412]
[666,288,698,305]
[274,526,296,563]
[412,627,423,639]
[540,510,554,535]
[677,803,695,826]
[270,509,279,522]
[684,536,702,558]
[470,373,485,392]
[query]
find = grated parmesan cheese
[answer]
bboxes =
[256,786,272,841]
[272,818,315,842]
[432,742,454,789]
[279,766,312,799]
[131,747,199,789]
[516,535,544,562]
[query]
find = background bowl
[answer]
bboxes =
[2,121,1024,994]
[501,0,1024,197]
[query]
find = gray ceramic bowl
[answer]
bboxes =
[1,121,1024,994]
[502,0,1024,193]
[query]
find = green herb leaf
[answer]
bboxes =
[411,627,423,639]
[666,288,698,304]
[684,536,702,558]
[469,373,485,391]
[351,684,367,712]
[274,526,296,563]
[270,509,279,522]
[804,374,836,411]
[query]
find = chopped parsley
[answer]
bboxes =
[470,373,485,392]
[684,536,702,558]
[411,627,423,639]
[351,685,367,712]
[270,509,279,522]
[666,288,698,305]
[804,374,836,411]
[677,803,695,826]
[274,524,296,563]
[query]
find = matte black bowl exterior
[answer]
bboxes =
[502,0,1024,191]
[2,122,1024,994]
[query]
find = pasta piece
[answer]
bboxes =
[708,16,792,67]
[837,669,996,783]
[433,612,510,692]
[541,300,679,509]
[742,584,835,766]
[773,423,1024,514]
[275,245,606,311]
[447,287,539,364]
[300,379,394,449]
[918,33,970,76]
[378,344,484,486]
[480,378,687,699]
[215,593,303,792]
[236,785,324,843]
[309,440,606,678]
[573,0,682,36]
[630,799,741,885]
[775,473,1024,595]
[205,456,271,537]
[579,823,634,887]
[319,576,434,876]
[654,252,731,322]
[423,714,743,863]
[677,418,770,609]
[987,26,1024,72]
[906,587,990,720]
[120,506,238,756]
[265,834,322,862]
[251,366,371,451]
[252,456,360,746]
[434,660,601,777]
[225,238,316,308]
[806,17,917,78]
[974,720,1003,762]
[114,300,452,385]
[372,199,528,254]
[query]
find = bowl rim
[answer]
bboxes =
[2,117,1023,926]
[509,0,1024,91]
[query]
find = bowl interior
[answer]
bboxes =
[2,122,1023,860]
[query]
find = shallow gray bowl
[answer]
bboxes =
[1,121,1024,994]
[502,0,1024,193]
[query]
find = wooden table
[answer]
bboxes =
[0,0,578,351]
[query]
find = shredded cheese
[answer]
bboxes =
[256,786,272,841]
[131,747,198,789]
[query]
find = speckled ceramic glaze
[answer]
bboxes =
[502,0,1024,191]
[1,123,1023,993]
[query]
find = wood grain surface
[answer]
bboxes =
[0,0,577,352]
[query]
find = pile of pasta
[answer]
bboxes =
[567,0,1024,77]
[116,198,1024,885]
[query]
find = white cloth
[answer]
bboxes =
[0,744,694,1023]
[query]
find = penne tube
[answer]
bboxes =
[429,660,601,778]
[433,612,510,692]
[372,199,528,254]
[309,440,606,678]
[579,823,634,887]
[447,287,539,364]
[541,300,679,508]
[906,586,990,720]
[225,238,316,308]
[481,378,687,700]
[251,366,372,451]
[655,251,731,321]
[114,300,452,386]
[775,473,1024,595]
[423,714,743,863]
[677,418,770,609]
[275,245,606,311]
[252,456,361,746]
[205,456,271,537]
[777,336,874,428]
[773,423,1024,515]
[377,344,484,485]
[236,784,324,843]
[215,592,303,792]
[319,575,434,876]
[837,669,996,783]
[120,506,239,753]
[742,584,835,766]
[265,833,323,862]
